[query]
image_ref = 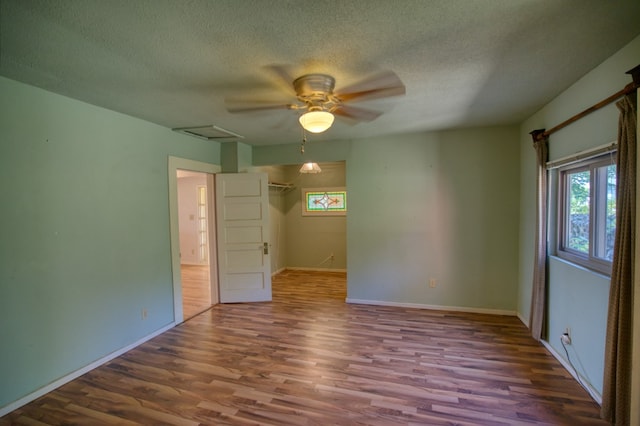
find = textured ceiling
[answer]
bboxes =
[2,0,640,146]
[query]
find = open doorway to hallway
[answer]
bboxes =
[176,170,213,319]
[168,157,221,324]
[180,265,211,319]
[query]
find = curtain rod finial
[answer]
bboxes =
[626,64,640,85]
[529,129,547,142]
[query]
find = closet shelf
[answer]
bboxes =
[268,181,294,193]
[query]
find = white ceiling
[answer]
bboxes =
[2,0,639,146]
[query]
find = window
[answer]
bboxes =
[558,154,616,274]
[301,187,347,216]
[197,186,208,262]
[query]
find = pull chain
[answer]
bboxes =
[300,127,307,154]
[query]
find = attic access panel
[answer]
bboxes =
[172,125,244,142]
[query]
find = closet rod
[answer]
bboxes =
[531,64,639,142]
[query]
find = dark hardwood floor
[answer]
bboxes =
[1,270,607,425]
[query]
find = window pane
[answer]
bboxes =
[557,153,616,275]
[305,191,347,212]
[604,165,616,261]
[567,170,590,254]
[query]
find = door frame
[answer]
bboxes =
[168,156,221,324]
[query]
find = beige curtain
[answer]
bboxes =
[529,135,548,341]
[601,94,637,425]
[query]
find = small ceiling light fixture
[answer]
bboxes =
[299,110,334,133]
[299,162,322,174]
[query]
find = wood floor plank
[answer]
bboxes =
[1,270,608,425]
[181,264,212,320]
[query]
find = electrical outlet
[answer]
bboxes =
[142,308,148,320]
[330,252,334,261]
[429,278,437,288]
[561,327,571,345]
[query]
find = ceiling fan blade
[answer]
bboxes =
[333,105,382,122]
[263,64,297,94]
[336,71,406,103]
[225,99,294,113]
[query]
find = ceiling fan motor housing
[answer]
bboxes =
[293,74,340,111]
[293,74,335,96]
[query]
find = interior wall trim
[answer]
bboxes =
[346,298,516,317]
[517,312,529,328]
[285,267,347,273]
[540,339,602,404]
[0,323,175,417]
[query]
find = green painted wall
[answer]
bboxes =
[346,129,520,310]
[0,76,220,409]
[255,128,521,299]
[221,141,253,172]
[255,127,520,310]
[517,35,640,397]
[253,138,352,166]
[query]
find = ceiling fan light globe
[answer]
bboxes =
[299,111,334,133]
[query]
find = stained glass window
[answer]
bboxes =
[302,187,347,216]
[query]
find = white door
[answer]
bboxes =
[216,173,272,303]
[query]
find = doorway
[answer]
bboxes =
[260,161,347,300]
[168,157,221,324]
[177,171,213,319]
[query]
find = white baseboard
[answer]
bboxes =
[516,312,529,327]
[284,267,347,273]
[271,267,287,276]
[0,322,176,417]
[540,339,602,404]
[345,298,516,316]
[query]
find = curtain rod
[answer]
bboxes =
[531,64,640,142]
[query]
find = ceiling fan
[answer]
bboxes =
[225,66,406,134]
